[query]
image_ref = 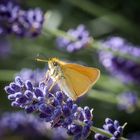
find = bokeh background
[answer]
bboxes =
[0,0,140,139]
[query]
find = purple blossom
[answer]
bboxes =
[0,1,44,37]
[0,112,48,139]
[94,118,124,140]
[4,68,93,140]
[117,91,138,113]
[0,111,70,140]
[56,25,91,53]
[99,36,140,84]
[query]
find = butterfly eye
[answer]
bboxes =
[53,62,58,66]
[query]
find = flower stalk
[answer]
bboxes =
[75,120,128,140]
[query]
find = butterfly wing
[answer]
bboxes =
[62,63,100,100]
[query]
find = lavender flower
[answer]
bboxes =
[4,68,93,140]
[99,36,140,84]
[0,112,48,139]
[117,91,138,113]
[94,118,124,140]
[0,1,44,37]
[0,111,70,140]
[56,25,91,52]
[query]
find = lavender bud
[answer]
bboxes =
[15,76,23,86]
[10,82,21,92]
[24,90,33,99]
[34,88,43,97]
[4,86,15,94]
[25,80,33,91]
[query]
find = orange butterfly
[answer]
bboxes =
[37,58,100,100]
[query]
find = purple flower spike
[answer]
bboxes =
[99,36,140,84]
[0,1,44,37]
[56,24,91,53]
[94,118,124,140]
[0,112,53,139]
[4,68,93,140]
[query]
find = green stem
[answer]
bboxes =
[75,121,128,140]
[91,126,128,140]
[122,123,128,129]
[42,28,76,41]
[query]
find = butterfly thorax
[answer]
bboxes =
[48,58,64,79]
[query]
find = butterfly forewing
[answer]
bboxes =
[64,63,100,83]
[61,63,100,100]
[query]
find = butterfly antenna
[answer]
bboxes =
[36,58,48,63]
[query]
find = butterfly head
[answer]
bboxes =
[48,58,60,70]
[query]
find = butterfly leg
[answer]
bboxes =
[48,75,61,92]
[45,70,51,84]
[41,70,51,85]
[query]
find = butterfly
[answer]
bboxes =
[37,58,100,100]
